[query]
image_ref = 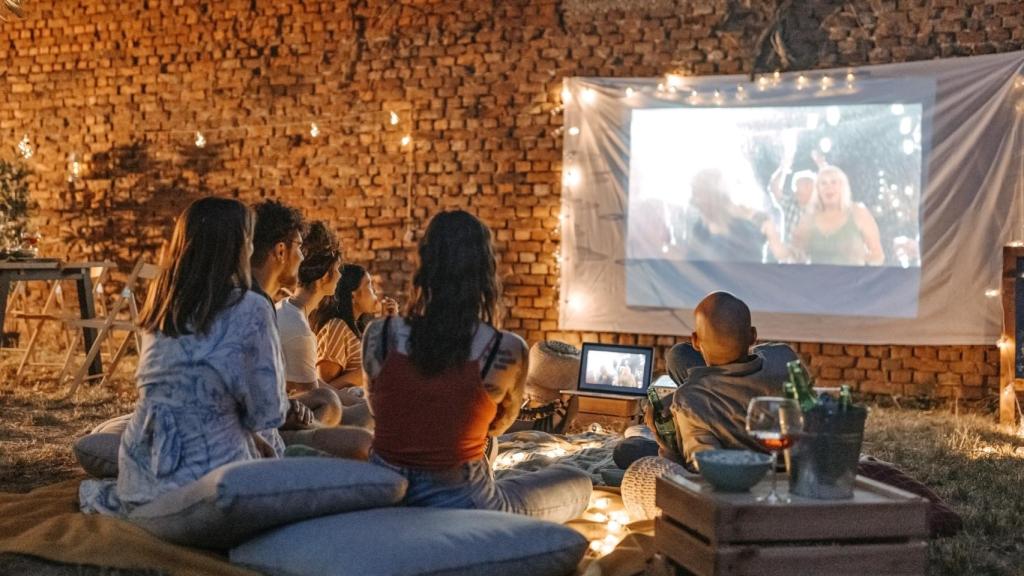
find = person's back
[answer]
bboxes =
[671,342,795,467]
[368,316,503,469]
[362,210,591,522]
[118,292,287,508]
[80,198,289,516]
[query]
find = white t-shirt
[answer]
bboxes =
[275,299,318,384]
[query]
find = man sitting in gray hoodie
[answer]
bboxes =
[613,291,796,471]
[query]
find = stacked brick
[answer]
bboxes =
[0,0,1019,402]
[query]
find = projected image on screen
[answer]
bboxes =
[628,104,923,268]
[583,350,647,389]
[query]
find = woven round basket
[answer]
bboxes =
[621,456,689,521]
[524,340,581,404]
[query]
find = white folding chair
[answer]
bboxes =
[15,262,116,382]
[61,259,161,398]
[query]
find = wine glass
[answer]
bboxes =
[746,396,803,504]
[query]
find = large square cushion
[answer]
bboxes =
[127,457,407,549]
[230,506,588,576]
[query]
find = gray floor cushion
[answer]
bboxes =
[230,506,588,576]
[72,413,131,478]
[128,457,407,549]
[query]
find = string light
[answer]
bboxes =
[563,169,580,187]
[687,90,699,105]
[846,71,856,88]
[1008,241,1024,248]
[735,85,746,101]
[666,73,685,89]
[309,122,320,138]
[998,336,1012,351]
[712,90,723,105]
[581,88,596,105]
[561,87,572,104]
[194,131,206,148]
[400,135,411,147]
[66,153,81,183]
[796,75,808,90]
[17,134,32,159]
[594,496,611,509]
[819,75,833,91]
[389,111,400,125]
[624,87,635,98]
[985,289,1000,298]
[568,126,580,136]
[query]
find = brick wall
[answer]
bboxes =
[1,0,1019,402]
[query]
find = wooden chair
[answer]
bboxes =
[15,262,116,382]
[60,259,161,398]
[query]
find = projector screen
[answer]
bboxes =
[559,52,1024,344]
[627,102,925,317]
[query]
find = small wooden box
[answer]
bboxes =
[654,473,928,576]
[559,390,643,419]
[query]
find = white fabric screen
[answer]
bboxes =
[559,52,1024,345]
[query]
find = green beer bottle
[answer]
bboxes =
[839,384,853,411]
[647,386,678,454]
[786,359,817,413]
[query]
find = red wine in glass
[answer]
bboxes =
[751,431,795,452]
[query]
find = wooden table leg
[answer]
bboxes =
[0,272,10,347]
[75,272,103,378]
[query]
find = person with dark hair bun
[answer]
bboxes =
[361,210,592,522]
[311,264,398,390]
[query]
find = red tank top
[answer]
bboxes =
[370,319,502,469]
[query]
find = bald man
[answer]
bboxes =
[613,292,797,472]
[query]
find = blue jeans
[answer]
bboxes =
[666,342,705,385]
[369,453,592,524]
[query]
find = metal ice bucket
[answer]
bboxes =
[789,406,867,499]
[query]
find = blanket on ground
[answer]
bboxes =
[0,478,256,576]
[0,432,652,576]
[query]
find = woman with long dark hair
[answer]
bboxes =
[362,210,592,522]
[81,197,290,514]
[311,264,398,389]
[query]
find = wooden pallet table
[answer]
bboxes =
[654,473,928,576]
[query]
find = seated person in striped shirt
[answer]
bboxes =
[311,264,398,390]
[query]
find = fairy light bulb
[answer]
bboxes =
[389,111,399,125]
[561,87,572,104]
[568,126,580,136]
[985,289,1000,298]
[624,87,635,98]
[194,131,206,148]
[310,122,320,138]
[17,134,32,159]
[594,496,611,510]
[581,88,596,105]
[67,153,81,183]
[401,135,411,146]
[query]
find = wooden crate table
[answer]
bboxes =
[654,473,928,576]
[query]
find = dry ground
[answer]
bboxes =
[0,351,1022,575]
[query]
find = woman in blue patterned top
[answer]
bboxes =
[81,197,291,515]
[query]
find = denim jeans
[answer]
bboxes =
[369,453,592,524]
[666,342,706,385]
